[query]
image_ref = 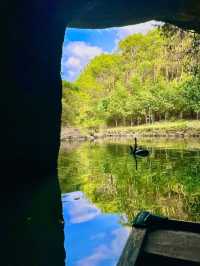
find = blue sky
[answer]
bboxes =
[61,21,161,81]
[63,191,130,266]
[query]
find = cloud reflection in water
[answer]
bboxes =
[62,192,130,266]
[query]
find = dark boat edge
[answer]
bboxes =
[117,212,200,266]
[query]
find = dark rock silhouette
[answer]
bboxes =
[0,176,65,266]
[1,1,200,265]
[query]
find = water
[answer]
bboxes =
[62,191,130,266]
[59,138,200,265]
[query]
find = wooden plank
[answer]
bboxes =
[144,230,200,263]
[117,228,147,266]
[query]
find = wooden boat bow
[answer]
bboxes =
[117,212,200,266]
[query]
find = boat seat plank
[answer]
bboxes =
[144,230,200,263]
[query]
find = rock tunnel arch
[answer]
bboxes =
[1,0,200,184]
[1,1,200,266]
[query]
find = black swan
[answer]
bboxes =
[130,138,149,157]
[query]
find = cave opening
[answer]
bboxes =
[1,1,200,265]
[59,20,200,265]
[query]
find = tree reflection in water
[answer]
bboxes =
[59,139,200,223]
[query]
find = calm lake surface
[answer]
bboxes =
[59,138,200,265]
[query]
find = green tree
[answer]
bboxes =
[182,76,200,119]
[61,25,200,129]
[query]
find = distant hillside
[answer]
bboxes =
[62,24,200,130]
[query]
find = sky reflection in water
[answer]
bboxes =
[62,191,130,266]
[60,139,200,265]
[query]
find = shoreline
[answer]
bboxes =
[61,132,200,141]
[61,121,200,141]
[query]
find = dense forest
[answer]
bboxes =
[62,24,200,130]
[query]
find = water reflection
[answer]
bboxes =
[63,192,130,266]
[59,139,200,222]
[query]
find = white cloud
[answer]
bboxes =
[110,227,131,255]
[65,57,81,69]
[75,245,108,266]
[75,227,130,266]
[63,191,101,224]
[116,20,161,39]
[113,20,163,51]
[62,41,104,81]
[64,42,103,59]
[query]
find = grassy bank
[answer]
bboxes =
[61,120,200,141]
[98,120,200,138]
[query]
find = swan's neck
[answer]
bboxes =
[134,139,137,151]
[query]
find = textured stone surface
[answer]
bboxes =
[0,2,200,264]
[67,0,200,30]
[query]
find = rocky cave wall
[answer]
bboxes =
[0,2,200,265]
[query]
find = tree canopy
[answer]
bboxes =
[62,25,200,130]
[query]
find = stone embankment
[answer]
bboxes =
[61,122,200,141]
[61,127,87,141]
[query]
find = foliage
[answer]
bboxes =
[59,141,200,222]
[62,25,200,130]
[62,81,80,126]
[182,76,200,118]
